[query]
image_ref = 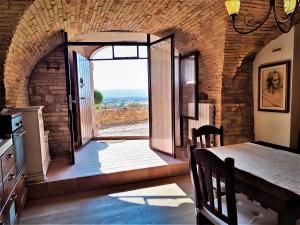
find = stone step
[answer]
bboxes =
[28,162,189,199]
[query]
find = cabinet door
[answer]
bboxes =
[16,171,27,213]
[0,182,3,208]
[3,167,16,206]
[2,192,17,225]
[1,147,15,180]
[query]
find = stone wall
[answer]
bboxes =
[221,55,255,144]
[28,45,70,156]
[2,0,300,147]
[95,106,149,129]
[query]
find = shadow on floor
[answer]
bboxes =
[21,176,197,224]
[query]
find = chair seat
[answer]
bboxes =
[201,193,278,225]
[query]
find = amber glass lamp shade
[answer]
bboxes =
[225,0,241,16]
[284,0,297,14]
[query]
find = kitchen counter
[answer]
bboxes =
[0,138,13,157]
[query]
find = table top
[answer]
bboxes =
[208,142,300,196]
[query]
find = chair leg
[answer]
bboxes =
[196,212,212,225]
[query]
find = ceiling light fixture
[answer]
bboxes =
[225,0,299,34]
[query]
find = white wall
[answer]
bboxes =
[253,27,294,147]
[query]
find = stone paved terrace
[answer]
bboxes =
[95,121,149,137]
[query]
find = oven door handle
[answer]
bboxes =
[14,130,26,137]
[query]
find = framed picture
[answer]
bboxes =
[179,51,199,119]
[258,61,290,112]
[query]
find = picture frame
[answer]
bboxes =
[258,61,290,113]
[179,51,199,119]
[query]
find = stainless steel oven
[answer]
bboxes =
[0,113,26,178]
[12,120,26,176]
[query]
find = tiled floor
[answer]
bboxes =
[21,176,196,224]
[46,140,183,182]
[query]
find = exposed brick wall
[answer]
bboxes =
[1,0,300,146]
[28,45,70,156]
[2,0,227,123]
[221,55,255,144]
[0,0,34,107]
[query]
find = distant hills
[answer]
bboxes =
[101,89,148,98]
[99,89,148,106]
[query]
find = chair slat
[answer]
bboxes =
[200,136,203,148]
[197,165,207,203]
[213,134,216,147]
[205,134,211,148]
[205,164,214,209]
[216,172,222,215]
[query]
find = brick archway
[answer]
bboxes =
[3,0,227,115]
[2,0,299,144]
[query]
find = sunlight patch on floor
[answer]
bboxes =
[46,140,182,181]
[109,183,194,207]
[97,140,168,173]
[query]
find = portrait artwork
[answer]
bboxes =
[258,61,290,112]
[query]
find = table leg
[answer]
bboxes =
[278,210,297,225]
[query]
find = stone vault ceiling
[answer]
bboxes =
[0,0,299,110]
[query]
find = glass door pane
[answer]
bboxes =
[150,37,174,156]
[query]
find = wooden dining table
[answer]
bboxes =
[207,141,300,225]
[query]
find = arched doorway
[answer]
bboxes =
[66,31,182,168]
[89,45,149,139]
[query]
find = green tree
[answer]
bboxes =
[94,89,103,110]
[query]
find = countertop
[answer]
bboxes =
[0,138,13,157]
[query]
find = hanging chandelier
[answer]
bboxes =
[225,0,299,34]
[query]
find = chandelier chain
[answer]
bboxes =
[232,4,273,35]
[227,0,300,34]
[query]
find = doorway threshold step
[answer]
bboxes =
[28,162,189,199]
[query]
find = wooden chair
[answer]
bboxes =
[188,145,277,225]
[192,125,225,193]
[192,125,224,148]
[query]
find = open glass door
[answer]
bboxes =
[149,35,175,156]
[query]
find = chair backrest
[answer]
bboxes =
[192,125,224,148]
[188,145,237,225]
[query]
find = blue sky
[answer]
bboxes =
[92,46,148,91]
[92,59,148,91]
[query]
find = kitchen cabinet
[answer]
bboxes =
[0,145,27,225]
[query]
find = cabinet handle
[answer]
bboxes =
[14,130,26,136]
[6,153,14,159]
[10,193,17,201]
[23,173,27,178]
[8,173,15,181]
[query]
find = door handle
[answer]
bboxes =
[8,173,15,181]
[14,130,26,136]
[10,193,17,201]
[6,153,14,159]
[80,97,86,100]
